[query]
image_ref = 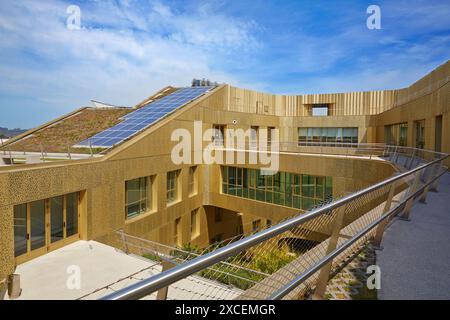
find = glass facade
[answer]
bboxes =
[125,177,149,219]
[13,204,27,257]
[50,196,64,243]
[298,127,358,146]
[13,192,80,258]
[221,166,332,211]
[66,192,79,237]
[385,123,408,146]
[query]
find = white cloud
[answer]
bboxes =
[0,0,260,127]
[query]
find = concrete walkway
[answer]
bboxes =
[378,172,450,300]
[7,240,241,300]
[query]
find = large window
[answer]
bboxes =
[385,123,408,146]
[221,166,332,211]
[298,127,358,146]
[13,204,27,257]
[167,170,180,204]
[414,120,425,149]
[125,177,150,219]
[13,192,80,258]
[310,104,330,116]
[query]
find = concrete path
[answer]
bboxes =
[6,240,241,300]
[378,172,450,300]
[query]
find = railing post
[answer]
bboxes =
[119,230,129,254]
[372,181,397,249]
[394,146,400,163]
[40,144,45,163]
[419,163,438,203]
[400,171,421,221]
[156,260,176,300]
[407,149,416,169]
[312,205,346,300]
[430,160,443,192]
[89,139,94,158]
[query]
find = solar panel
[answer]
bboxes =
[74,86,215,148]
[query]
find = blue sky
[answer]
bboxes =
[0,0,449,128]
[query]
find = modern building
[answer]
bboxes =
[0,60,449,300]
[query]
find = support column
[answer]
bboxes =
[430,161,443,192]
[372,181,397,249]
[420,163,438,203]
[156,259,177,300]
[312,206,347,300]
[400,172,421,221]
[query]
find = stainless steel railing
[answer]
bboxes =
[100,144,448,300]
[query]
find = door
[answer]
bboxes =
[414,120,425,149]
[48,192,79,250]
[50,196,64,243]
[14,192,80,263]
[13,204,28,257]
[30,200,46,251]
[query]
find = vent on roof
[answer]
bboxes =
[192,78,219,87]
[91,100,127,109]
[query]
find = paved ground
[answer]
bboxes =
[324,245,377,300]
[7,241,240,300]
[377,172,450,300]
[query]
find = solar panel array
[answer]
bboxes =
[75,86,215,148]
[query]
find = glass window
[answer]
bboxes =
[252,219,261,232]
[66,192,79,237]
[30,200,46,251]
[221,166,332,212]
[50,196,64,243]
[167,170,180,205]
[385,123,408,146]
[126,177,149,218]
[311,104,329,116]
[298,127,358,146]
[302,175,315,198]
[14,204,27,257]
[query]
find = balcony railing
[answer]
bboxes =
[100,143,448,300]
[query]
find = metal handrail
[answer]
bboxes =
[268,164,448,299]
[100,145,448,300]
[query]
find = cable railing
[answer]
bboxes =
[100,144,448,300]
